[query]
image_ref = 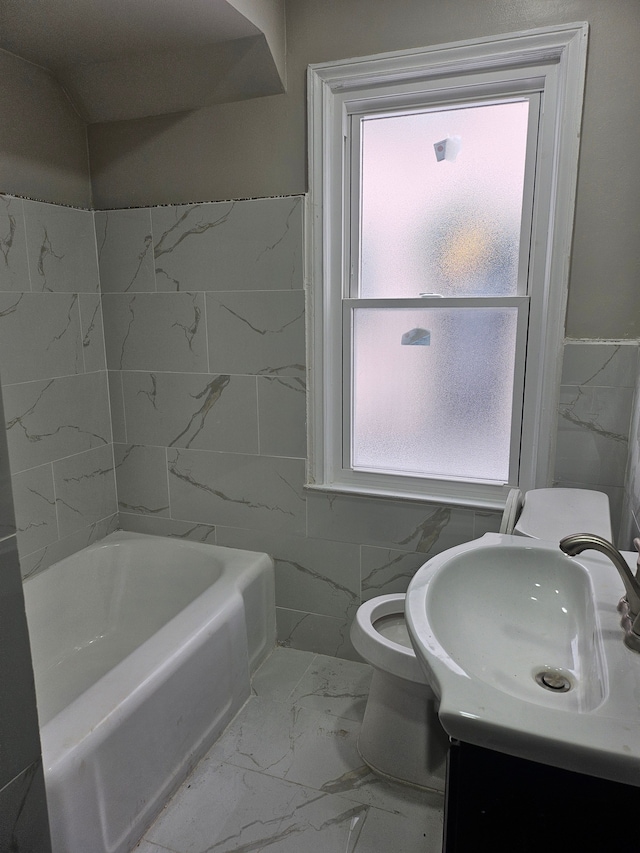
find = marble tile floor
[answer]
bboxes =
[131,647,444,853]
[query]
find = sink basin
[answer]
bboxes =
[422,537,607,711]
[405,533,640,786]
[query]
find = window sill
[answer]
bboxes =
[304,480,509,511]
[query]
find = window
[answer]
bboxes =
[306,24,589,508]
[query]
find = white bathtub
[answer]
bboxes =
[23,531,275,853]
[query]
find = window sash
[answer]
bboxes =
[347,93,541,301]
[342,296,530,490]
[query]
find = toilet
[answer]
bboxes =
[350,487,612,791]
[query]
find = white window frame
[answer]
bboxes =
[306,23,589,509]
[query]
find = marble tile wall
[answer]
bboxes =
[100,196,499,658]
[4,193,640,658]
[0,195,117,579]
[554,341,640,544]
[0,386,51,851]
[621,363,640,548]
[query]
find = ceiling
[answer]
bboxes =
[0,0,286,123]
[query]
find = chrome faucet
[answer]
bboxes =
[560,534,640,653]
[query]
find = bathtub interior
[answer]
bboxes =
[25,535,230,725]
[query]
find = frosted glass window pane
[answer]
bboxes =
[351,307,518,482]
[360,101,529,298]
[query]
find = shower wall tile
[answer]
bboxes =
[472,509,502,539]
[121,371,259,453]
[206,291,305,376]
[93,194,519,660]
[216,526,360,619]
[19,513,118,581]
[152,197,303,292]
[114,443,170,517]
[152,201,233,291]
[23,200,99,293]
[555,340,639,543]
[0,492,13,542]
[630,402,640,540]
[619,494,636,549]
[11,464,58,557]
[561,342,638,388]
[0,389,15,540]
[167,448,306,535]
[360,546,430,601]
[95,208,155,293]
[0,506,51,849]
[257,375,306,458]
[0,538,42,786]
[0,761,51,853]
[7,195,636,669]
[621,362,640,547]
[276,607,358,661]
[0,197,116,574]
[0,195,29,293]
[79,293,107,372]
[89,199,313,645]
[3,372,112,472]
[53,444,117,538]
[102,292,207,371]
[0,292,83,383]
[555,385,632,488]
[307,490,475,553]
[108,370,127,444]
[118,512,216,543]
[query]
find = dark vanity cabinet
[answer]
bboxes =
[443,741,640,853]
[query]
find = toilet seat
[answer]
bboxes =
[351,594,429,685]
[500,487,523,534]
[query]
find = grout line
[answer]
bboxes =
[202,292,211,374]
[164,446,172,521]
[19,196,35,294]
[283,653,319,704]
[148,207,158,295]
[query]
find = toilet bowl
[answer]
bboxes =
[350,594,449,791]
[351,488,612,791]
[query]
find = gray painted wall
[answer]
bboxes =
[0,50,91,208]
[87,0,640,340]
[0,3,638,339]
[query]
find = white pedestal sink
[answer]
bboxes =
[405,533,640,786]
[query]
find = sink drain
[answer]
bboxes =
[534,669,572,692]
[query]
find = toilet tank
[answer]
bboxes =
[513,488,612,542]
